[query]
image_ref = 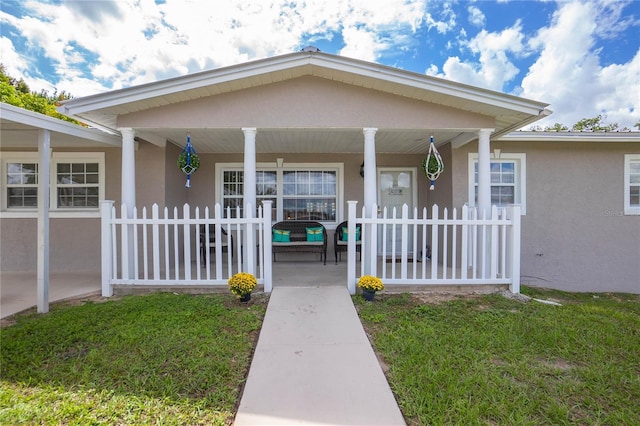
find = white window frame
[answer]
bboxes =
[215,162,344,227]
[468,152,526,215]
[0,152,105,218]
[624,154,640,215]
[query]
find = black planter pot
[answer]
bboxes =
[362,289,376,301]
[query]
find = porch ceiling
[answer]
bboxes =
[140,128,467,154]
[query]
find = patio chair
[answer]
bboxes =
[334,221,362,264]
[200,225,233,264]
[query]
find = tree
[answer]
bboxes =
[545,123,569,131]
[572,115,618,132]
[0,64,83,125]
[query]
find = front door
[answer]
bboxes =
[377,168,417,255]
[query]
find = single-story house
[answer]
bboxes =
[1,49,638,305]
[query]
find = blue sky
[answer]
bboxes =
[1,0,638,129]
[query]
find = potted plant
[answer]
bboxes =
[357,275,384,301]
[228,272,257,302]
[177,150,200,175]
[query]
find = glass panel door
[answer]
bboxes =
[377,168,415,255]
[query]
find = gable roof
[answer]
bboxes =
[58,50,552,151]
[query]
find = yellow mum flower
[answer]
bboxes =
[228,272,257,297]
[357,275,384,292]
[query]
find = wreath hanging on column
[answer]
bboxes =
[421,135,445,190]
[178,132,200,188]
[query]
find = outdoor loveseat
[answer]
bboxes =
[272,221,328,265]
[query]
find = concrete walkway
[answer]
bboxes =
[235,286,406,425]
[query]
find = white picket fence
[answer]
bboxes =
[100,200,273,297]
[346,201,521,294]
[100,199,521,297]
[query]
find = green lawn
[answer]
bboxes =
[0,292,267,425]
[2,288,639,425]
[354,288,640,425]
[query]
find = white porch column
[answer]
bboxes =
[119,128,136,278]
[477,128,494,278]
[37,129,50,313]
[477,128,494,217]
[363,127,378,275]
[120,128,136,215]
[242,128,257,216]
[242,128,257,273]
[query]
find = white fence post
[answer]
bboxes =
[245,203,255,275]
[401,204,408,280]
[490,206,499,279]
[431,204,439,280]
[347,201,357,294]
[120,204,129,281]
[101,200,115,297]
[262,200,273,293]
[507,205,522,293]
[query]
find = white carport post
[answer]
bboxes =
[363,127,378,276]
[37,129,50,313]
[242,128,257,274]
[477,128,494,277]
[119,128,136,278]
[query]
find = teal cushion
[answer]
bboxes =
[306,227,324,242]
[341,226,361,241]
[273,229,291,242]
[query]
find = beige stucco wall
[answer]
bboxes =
[1,218,101,271]
[119,76,495,130]
[452,139,640,293]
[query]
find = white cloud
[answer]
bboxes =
[339,27,381,62]
[0,0,427,96]
[468,5,486,27]
[521,1,639,129]
[427,22,526,92]
[425,2,457,34]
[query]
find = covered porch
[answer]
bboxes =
[52,49,549,303]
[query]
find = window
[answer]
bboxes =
[282,170,336,221]
[56,161,100,208]
[468,153,526,214]
[222,170,278,218]
[0,152,105,216]
[222,170,244,217]
[6,161,38,208]
[625,154,640,215]
[217,163,341,223]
